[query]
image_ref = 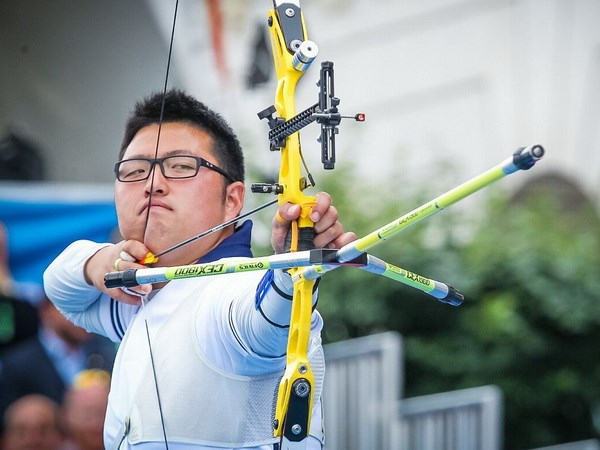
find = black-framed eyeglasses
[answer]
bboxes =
[114,155,235,183]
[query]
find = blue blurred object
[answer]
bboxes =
[0,182,117,285]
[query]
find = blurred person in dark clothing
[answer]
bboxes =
[1,394,64,450]
[0,298,116,422]
[0,295,39,356]
[0,222,40,354]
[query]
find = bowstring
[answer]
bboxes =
[142,0,179,241]
[141,1,180,448]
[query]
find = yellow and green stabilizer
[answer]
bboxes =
[298,144,545,282]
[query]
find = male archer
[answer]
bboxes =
[44,89,355,449]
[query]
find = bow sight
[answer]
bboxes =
[253,55,364,196]
[256,61,365,167]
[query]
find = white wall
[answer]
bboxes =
[2,0,599,208]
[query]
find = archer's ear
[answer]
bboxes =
[224,181,245,220]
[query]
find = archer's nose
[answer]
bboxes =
[144,164,169,195]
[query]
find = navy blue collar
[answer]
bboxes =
[196,220,253,263]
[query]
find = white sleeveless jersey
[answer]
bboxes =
[107,271,325,448]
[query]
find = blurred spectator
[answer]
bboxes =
[0,222,40,355]
[61,369,110,450]
[0,299,116,423]
[0,296,39,356]
[0,131,45,181]
[1,394,64,450]
[0,221,11,295]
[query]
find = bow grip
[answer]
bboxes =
[283,203,316,252]
[284,225,316,253]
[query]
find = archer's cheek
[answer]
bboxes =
[115,211,144,242]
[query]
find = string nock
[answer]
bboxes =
[438,285,464,307]
[292,40,319,72]
[140,252,159,265]
[513,144,545,171]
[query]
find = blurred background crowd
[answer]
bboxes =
[1,220,116,450]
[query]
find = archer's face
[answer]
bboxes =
[114,122,244,266]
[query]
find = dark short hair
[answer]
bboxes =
[119,89,244,183]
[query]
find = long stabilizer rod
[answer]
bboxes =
[297,144,544,281]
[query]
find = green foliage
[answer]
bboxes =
[314,168,600,449]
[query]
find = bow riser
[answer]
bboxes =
[266,5,317,444]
